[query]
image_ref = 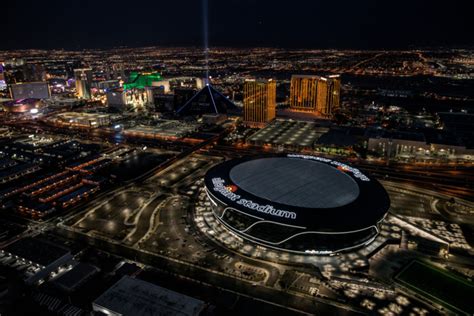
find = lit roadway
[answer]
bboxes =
[350,52,387,70]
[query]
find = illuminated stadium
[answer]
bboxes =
[204,154,390,254]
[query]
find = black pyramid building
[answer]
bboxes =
[176,85,239,116]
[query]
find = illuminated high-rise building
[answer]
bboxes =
[243,79,276,125]
[74,68,92,99]
[289,75,318,111]
[0,64,6,91]
[323,75,341,115]
[290,74,340,116]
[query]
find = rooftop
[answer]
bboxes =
[123,72,163,90]
[247,119,328,147]
[3,237,70,267]
[53,262,99,292]
[93,276,205,316]
[126,120,199,138]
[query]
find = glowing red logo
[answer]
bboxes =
[337,165,348,172]
[226,185,238,192]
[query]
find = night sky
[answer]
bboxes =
[1,0,472,50]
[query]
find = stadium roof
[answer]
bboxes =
[205,154,390,231]
[230,157,359,208]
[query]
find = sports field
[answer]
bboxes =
[395,260,474,315]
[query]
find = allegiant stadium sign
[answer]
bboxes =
[287,154,370,182]
[211,177,297,219]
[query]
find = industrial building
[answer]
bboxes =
[9,82,51,100]
[93,276,206,316]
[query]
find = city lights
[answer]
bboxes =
[0,1,472,315]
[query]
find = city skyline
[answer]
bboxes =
[0,1,473,315]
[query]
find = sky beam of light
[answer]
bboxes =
[202,0,209,81]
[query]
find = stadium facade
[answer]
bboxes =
[204,154,390,254]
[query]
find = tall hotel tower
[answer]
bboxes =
[290,75,340,116]
[74,68,93,99]
[243,79,276,126]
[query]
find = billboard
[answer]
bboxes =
[10,82,50,100]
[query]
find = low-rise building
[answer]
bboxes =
[367,129,474,160]
[48,112,110,128]
[93,276,206,316]
[0,237,72,286]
